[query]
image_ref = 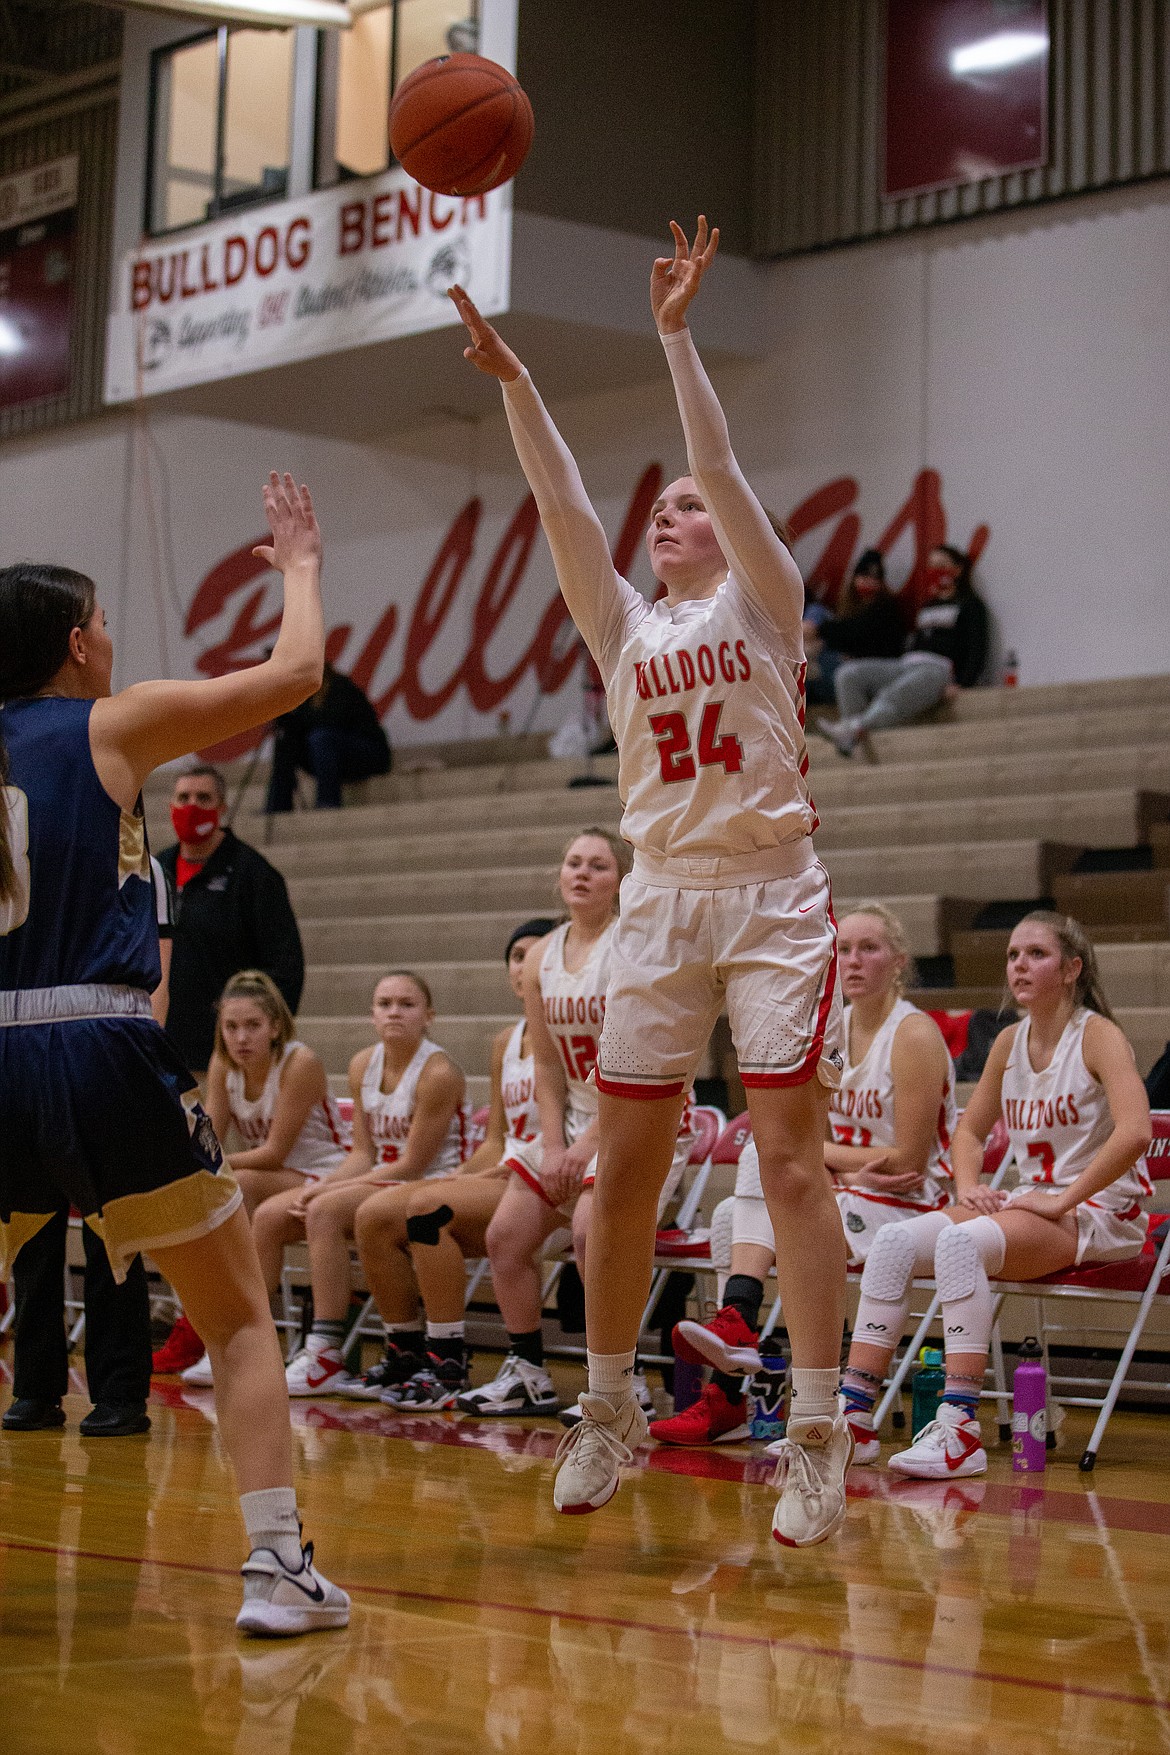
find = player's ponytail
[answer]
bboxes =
[0,563,97,905]
[1018,909,1116,1023]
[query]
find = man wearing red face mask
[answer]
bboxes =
[158,766,304,1077]
[824,545,989,758]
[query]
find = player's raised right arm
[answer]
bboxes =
[92,473,324,798]
[448,285,628,660]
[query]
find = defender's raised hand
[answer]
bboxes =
[651,217,720,335]
[253,472,322,574]
[448,284,524,382]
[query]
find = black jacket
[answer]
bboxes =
[907,592,990,689]
[157,829,304,1072]
[816,595,906,660]
[275,671,390,758]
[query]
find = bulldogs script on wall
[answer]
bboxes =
[188,465,988,759]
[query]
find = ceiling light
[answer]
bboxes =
[950,30,1049,75]
[115,0,353,27]
[0,316,24,356]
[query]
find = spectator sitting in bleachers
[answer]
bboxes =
[803,549,905,707]
[266,660,390,812]
[824,544,990,757]
[175,971,351,1387]
[652,903,956,1447]
[249,970,469,1395]
[337,917,558,1409]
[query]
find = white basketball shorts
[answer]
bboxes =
[504,1128,690,1220]
[1002,1186,1148,1266]
[596,849,843,1100]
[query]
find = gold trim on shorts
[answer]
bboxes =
[0,1209,58,1279]
[87,1168,242,1283]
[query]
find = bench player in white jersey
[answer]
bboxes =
[659,904,955,1447]
[842,911,1151,1479]
[178,970,350,1387]
[451,219,850,1545]
[250,971,469,1395]
[336,918,556,1409]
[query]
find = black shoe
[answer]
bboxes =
[3,1397,66,1431]
[79,1402,151,1437]
[383,1352,470,1410]
[338,1341,425,1401]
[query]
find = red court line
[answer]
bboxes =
[2,1535,1166,1715]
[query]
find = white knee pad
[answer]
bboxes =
[733,1194,775,1254]
[934,1218,1004,1356]
[859,1221,920,1304]
[734,1142,763,1202]
[934,1218,1006,1301]
[709,1196,735,1274]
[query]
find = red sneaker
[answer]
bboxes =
[673,1306,762,1373]
[152,1313,204,1376]
[650,1382,752,1447]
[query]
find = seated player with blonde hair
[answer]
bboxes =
[339,917,557,1409]
[842,911,1151,1478]
[250,969,469,1395]
[178,970,350,1387]
[656,903,956,1446]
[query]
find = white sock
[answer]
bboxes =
[426,1319,464,1341]
[587,1348,637,1404]
[385,1319,421,1335]
[240,1487,303,1570]
[789,1366,840,1423]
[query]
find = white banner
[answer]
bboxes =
[103,167,511,403]
[0,154,78,229]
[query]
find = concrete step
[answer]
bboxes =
[1115,1009,1170,1080]
[1052,869,1170,929]
[182,741,1170,850]
[302,962,516,1017]
[285,841,1075,920]
[937,673,1170,722]
[953,923,1170,987]
[831,703,1170,769]
[1093,943,1170,1008]
[300,1014,512,1079]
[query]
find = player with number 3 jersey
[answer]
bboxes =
[451,218,850,1546]
[839,910,1151,1480]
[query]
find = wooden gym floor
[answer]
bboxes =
[2,1357,1169,1754]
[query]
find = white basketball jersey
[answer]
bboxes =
[226,1040,350,1178]
[599,581,817,867]
[829,999,955,1210]
[501,1018,538,1144]
[540,920,614,1140]
[1002,1008,1151,1213]
[361,1037,469,1176]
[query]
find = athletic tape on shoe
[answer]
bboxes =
[405,1204,454,1246]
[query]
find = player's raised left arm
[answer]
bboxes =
[652,219,804,638]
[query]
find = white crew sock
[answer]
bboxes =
[240,1486,303,1570]
[587,1348,637,1405]
[789,1366,840,1424]
[426,1319,464,1341]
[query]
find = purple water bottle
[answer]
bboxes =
[1012,1337,1047,1473]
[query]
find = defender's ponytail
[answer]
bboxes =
[0,562,97,905]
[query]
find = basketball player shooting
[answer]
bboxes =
[450,218,852,1547]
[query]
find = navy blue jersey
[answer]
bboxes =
[0,696,161,995]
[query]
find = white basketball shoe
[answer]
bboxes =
[235,1541,350,1637]
[180,1351,214,1387]
[887,1402,987,1479]
[553,1392,648,1514]
[770,1412,854,1547]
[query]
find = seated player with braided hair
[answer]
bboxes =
[338,917,557,1409]
[840,911,1151,1478]
[655,904,956,1446]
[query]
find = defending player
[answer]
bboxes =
[177,970,350,1387]
[842,911,1151,1478]
[251,970,469,1395]
[451,218,850,1545]
[0,479,349,1634]
[658,903,955,1446]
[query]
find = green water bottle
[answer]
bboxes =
[911,1347,945,1434]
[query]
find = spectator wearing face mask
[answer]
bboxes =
[824,545,990,757]
[803,550,906,707]
[157,765,304,1077]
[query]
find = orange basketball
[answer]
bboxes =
[389,53,534,198]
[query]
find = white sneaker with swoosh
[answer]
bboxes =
[887,1401,987,1479]
[236,1542,350,1636]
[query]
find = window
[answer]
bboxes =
[325,1,479,184]
[149,27,295,234]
